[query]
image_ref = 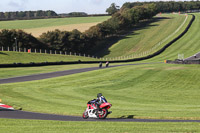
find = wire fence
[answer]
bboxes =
[0,46,100,59]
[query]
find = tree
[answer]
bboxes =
[0,29,45,48]
[106,3,120,15]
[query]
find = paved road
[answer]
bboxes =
[0,67,100,84]
[184,52,200,60]
[1,110,200,122]
[0,62,157,84]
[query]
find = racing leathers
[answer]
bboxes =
[95,96,107,114]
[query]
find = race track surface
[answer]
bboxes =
[1,110,200,122]
[0,63,156,84]
[1,62,199,122]
[184,51,200,60]
[0,67,100,84]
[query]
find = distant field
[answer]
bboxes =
[0,16,110,37]
[98,14,191,58]
[24,22,100,37]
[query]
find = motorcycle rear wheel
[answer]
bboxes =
[82,110,89,119]
[98,108,108,119]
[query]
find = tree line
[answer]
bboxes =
[0,10,57,20]
[122,1,200,13]
[1,1,200,56]
[0,3,157,54]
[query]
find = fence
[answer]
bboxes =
[166,59,200,64]
[0,46,156,61]
[0,46,101,59]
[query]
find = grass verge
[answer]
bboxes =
[0,119,200,133]
[0,51,98,64]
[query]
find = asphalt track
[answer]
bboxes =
[1,110,200,122]
[1,62,200,122]
[184,51,200,60]
[0,62,158,84]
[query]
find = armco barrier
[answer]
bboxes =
[0,15,195,68]
[166,59,200,64]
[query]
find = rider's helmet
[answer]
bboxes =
[97,93,102,98]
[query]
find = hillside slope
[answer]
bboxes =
[145,13,200,62]
[96,14,191,59]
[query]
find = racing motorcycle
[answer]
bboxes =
[82,99,112,119]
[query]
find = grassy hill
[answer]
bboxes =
[0,13,200,132]
[0,13,195,65]
[144,13,200,62]
[0,16,110,37]
[1,14,199,120]
[97,14,192,58]
[0,63,199,120]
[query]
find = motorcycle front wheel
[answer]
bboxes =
[98,108,108,119]
[82,110,89,119]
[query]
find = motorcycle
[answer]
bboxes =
[82,100,112,119]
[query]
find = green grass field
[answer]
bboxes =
[0,16,110,37]
[0,15,195,64]
[143,13,200,62]
[1,63,200,120]
[0,13,200,132]
[0,119,200,133]
[99,14,191,58]
[0,51,98,64]
[0,14,196,64]
[0,16,110,29]
[0,63,99,79]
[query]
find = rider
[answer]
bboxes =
[95,93,107,114]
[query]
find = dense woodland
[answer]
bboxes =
[0,10,58,20]
[0,1,200,55]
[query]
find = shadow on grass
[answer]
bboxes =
[92,17,171,57]
[0,109,15,111]
[0,52,8,55]
[118,115,135,119]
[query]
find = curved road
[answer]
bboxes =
[1,62,200,122]
[0,110,200,122]
[0,62,158,84]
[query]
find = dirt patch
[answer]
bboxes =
[23,22,99,37]
[165,67,186,70]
